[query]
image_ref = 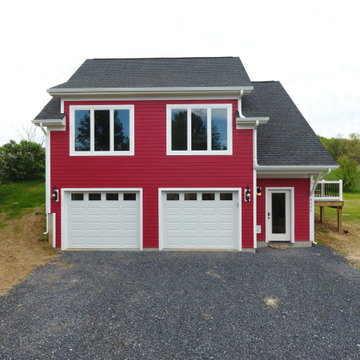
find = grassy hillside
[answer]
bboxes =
[0,181,57,296]
[315,192,360,269]
[0,181,46,226]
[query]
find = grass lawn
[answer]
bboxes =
[0,181,58,296]
[0,181,46,226]
[315,191,360,269]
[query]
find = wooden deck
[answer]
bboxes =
[315,200,344,233]
[314,180,344,233]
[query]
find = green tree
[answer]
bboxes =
[337,155,358,192]
[0,140,45,182]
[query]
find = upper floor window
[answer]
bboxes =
[166,104,232,155]
[70,105,134,156]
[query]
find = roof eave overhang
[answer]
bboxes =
[256,165,339,175]
[47,86,254,97]
[32,116,66,127]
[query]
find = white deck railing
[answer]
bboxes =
[314,180,343,201]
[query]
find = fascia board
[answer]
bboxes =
[47,86,254,97]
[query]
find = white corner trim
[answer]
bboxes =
[253,125,258,249]
[158,187,242,251]
[158,188,163,251]
[61,188,143,250]
[52,213,56,248]
[45,130,51,213]
[309,176,315,243]
[253,169,257,249]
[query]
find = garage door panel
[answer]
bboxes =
[183,207,198,215]
[67,191,141,249]
[162,190,239,250]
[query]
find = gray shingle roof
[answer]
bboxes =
[50,57,252,89]
[34,97,64,120]
[243,81,336,166]
[36,58,335,167]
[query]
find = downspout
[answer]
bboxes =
[39,122,47,136]
[310,168,332,197]
[237,90,245,118]
[39,123,49,235]
[309,168,332,244]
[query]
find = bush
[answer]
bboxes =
[0,140,45,182]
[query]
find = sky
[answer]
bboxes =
[0,0,359,145]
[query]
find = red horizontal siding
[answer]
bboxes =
[51,99,254,248]
[256,178,310,242]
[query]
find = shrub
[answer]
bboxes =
[0,140,45,182]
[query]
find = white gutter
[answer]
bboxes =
[48,86,254,97]
[32,117,65,127]
[256,165,338,174]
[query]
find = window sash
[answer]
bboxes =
[70,105,134,156]
[168,104,232,155]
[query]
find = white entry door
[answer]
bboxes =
[161,190,240,250]
[266,189,292,242]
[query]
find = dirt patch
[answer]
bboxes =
[316,219,360,269]
[0,208,58,296]
[264,296,279,309]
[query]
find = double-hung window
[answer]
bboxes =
[167,104,232,155]
[70,105,134,156]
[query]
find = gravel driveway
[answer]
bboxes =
[0,246,359,360]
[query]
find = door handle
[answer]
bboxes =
[267,212,270,219]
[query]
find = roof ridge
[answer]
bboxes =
[90,56,237,61]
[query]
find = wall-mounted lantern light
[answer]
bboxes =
[52,188,59,202]
[244,186,251,202]
[257,187,262,196]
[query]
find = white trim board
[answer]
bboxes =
[265,187,295,243]
[158,187,242,251]
[61,188,143,250]
[309,176,315,243]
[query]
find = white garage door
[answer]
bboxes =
[161,190,240,250]
[65,191,141,249]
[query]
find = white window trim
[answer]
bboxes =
[69,105,134,156]
[158,187,242,251]
[166,104,233,155]
[61,188,143,250]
